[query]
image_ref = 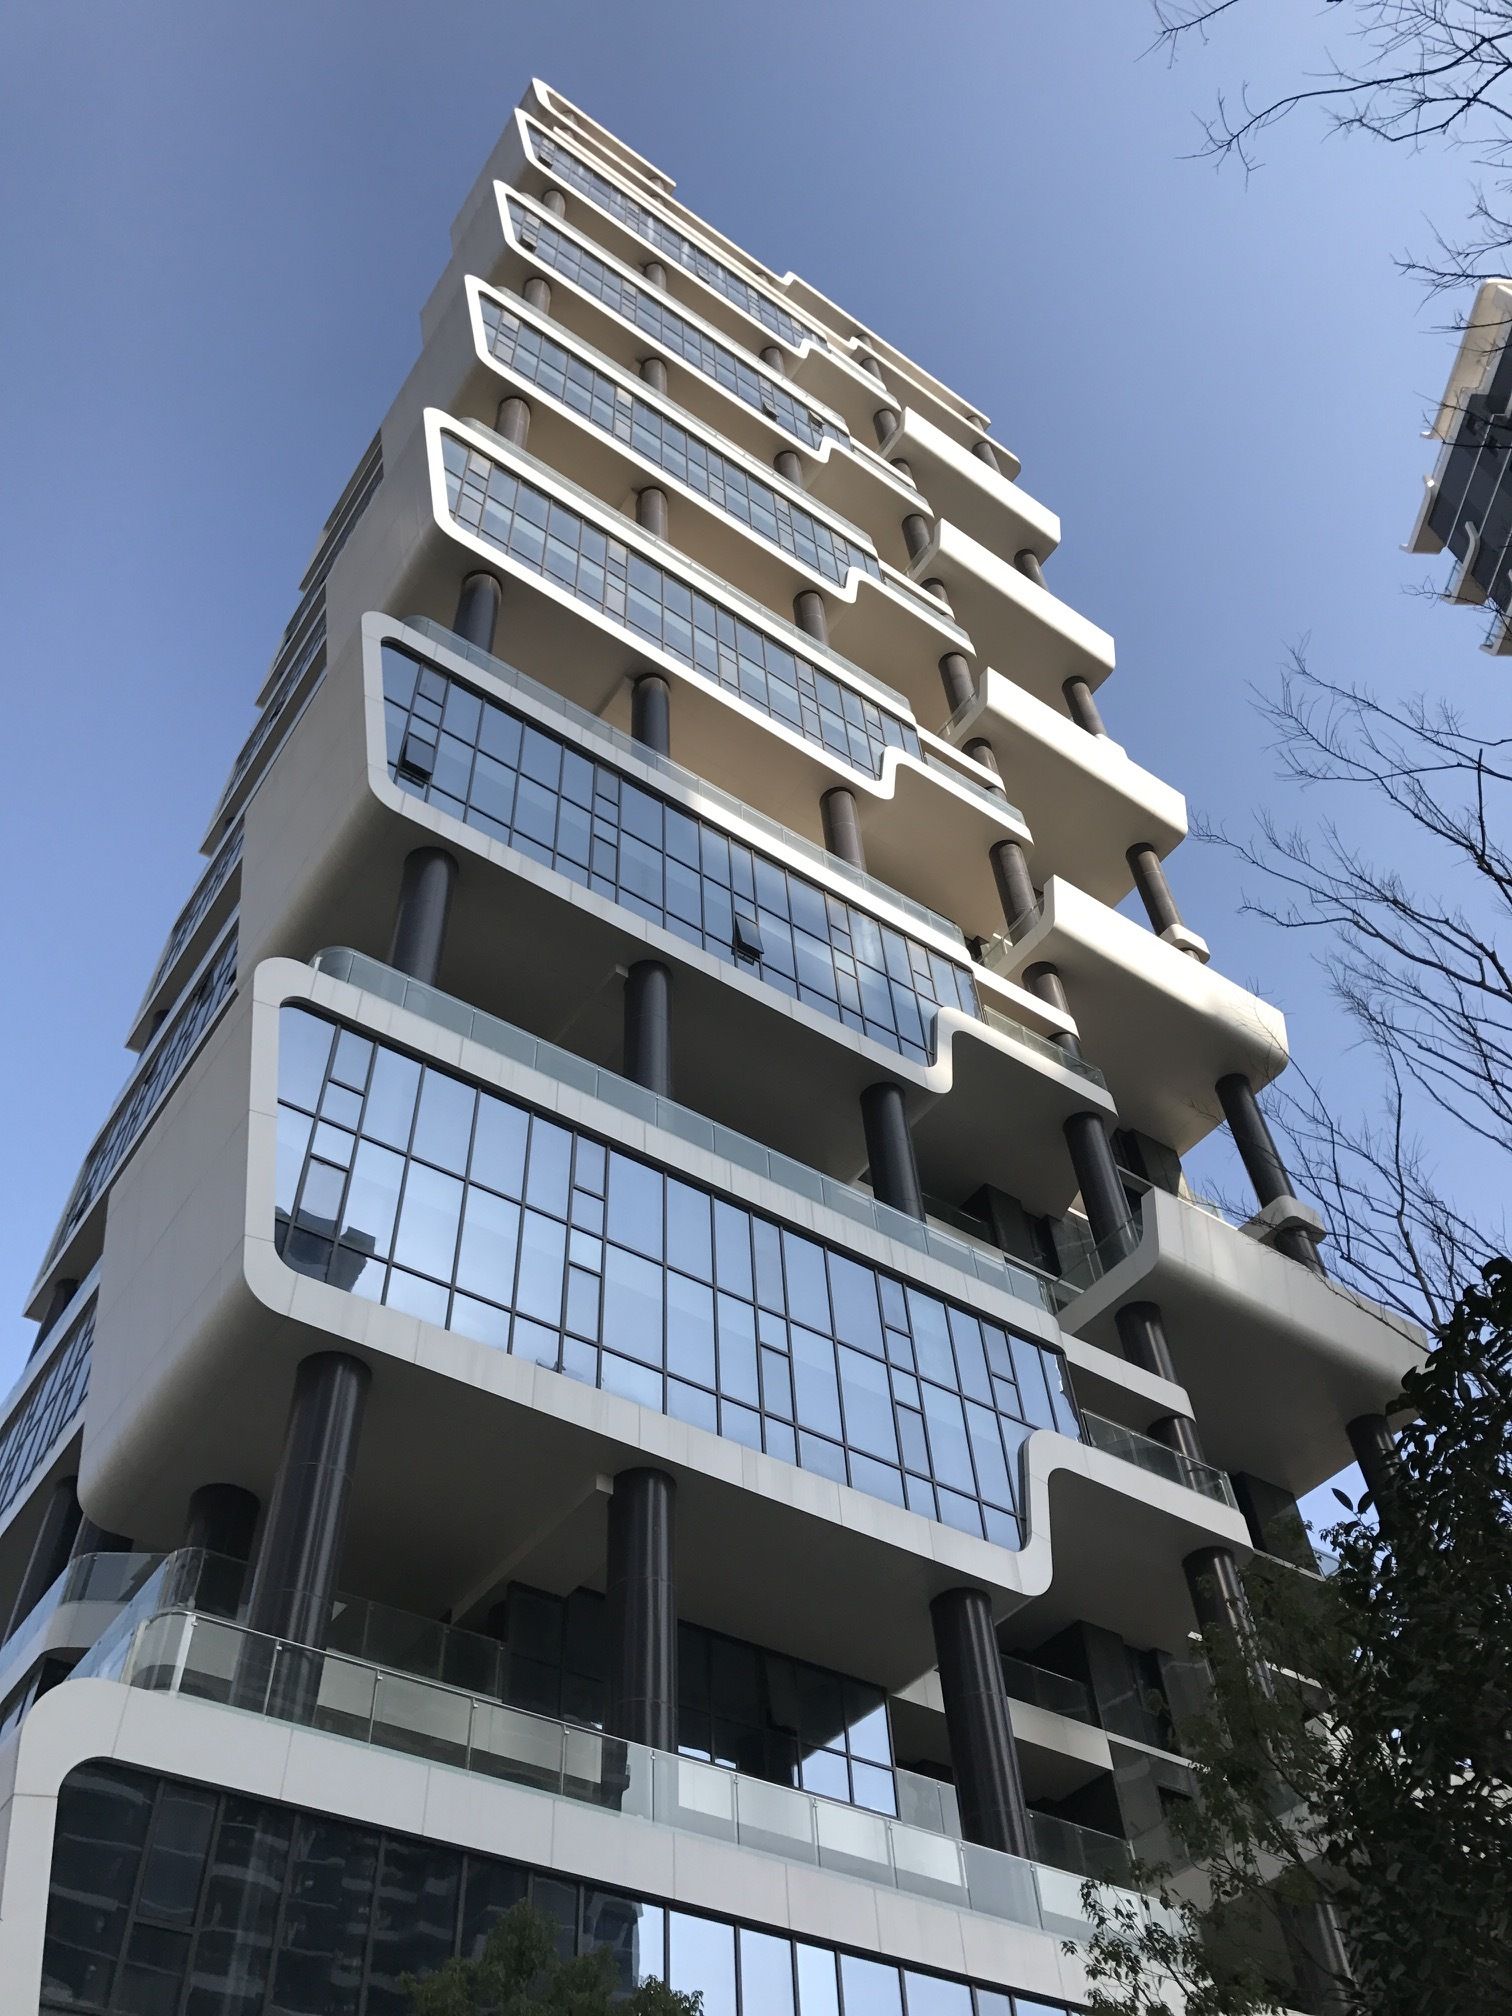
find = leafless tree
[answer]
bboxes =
[1201,654,1510,1325]
[1150,0,1512,292]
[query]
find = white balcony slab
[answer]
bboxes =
[887,407,1060,565]
[990,878,1288,1153]
[1060,1186,1426,1496]
[909,521,1115,709]
[947,672,1187,906]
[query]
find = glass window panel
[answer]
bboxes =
[411,1069,475,1174]
[902,1972,973,2015]
[607,1153,665,1259]
[668,1911,736,2016]
[791,1326,842,1438]
[907,1291,956,1387]
[828,1254,883,1355]
[340,1141,403,1259]
[514,1210,567,1323]
[837,1347,898,1462]
[362,1047,422,1151]
[667,1378,718,1433]
[666,1179,713,1281]
[846,1684,892,1766]
[525,1118,573,1215]
[921,1385,976,1494]
[384,1270,449,1324]
[795,1943,841,2016]
[455,1188,520,1301]
[712,1201,753,1297]
[782,1232,830,1332]
[965,1403,1013,1507]
[715,1296,758,1405]
[1008,1338,1058,1429]
[275,1107,313,1219]
[601,1351,663,1409]
[601,1245,664,1365]
[449,1295,511,1349]
[471,1095,529,1197]
[666,1272,716,1387]
[739,1929,796,2016]
[840,1954,904,2016]
[279,1008,335,1113]
[391,1164,464,1280]
[850,1759,897,1816]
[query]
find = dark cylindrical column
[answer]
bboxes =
[1062,676,1108,737]
[1347,1414,1401,1529]
[496,396,531,448]
[636,486,669,540]
[988,839,1037,938]
[244,1353,370,1650]
[185,1483,261,1562]
[640,356,668,394]
[774,449,804,487]
[452,570,503,654]
[388,847,459,989]
[964,738,1001,783]
[922,578,954,615]
[902,513,932,562]
[1215,1074,1326,1273]
[760,344,785,373]
[606,1468,678,1750]
[890,456,917,486]
[71,1519,131,1559]
[5,1477,82,1636]
[541,187,567,218]
[630,673,671,757]
[1022,963,1083,1064]
[861,1083,924,1222]
[523,275,552,314]
[872,408,897,448]
[1183,1546,1272,1699]
[939,653,975,714]
[1114,1302,1179,1386]
[31,1277,79,1359]
[642,258,667,288]
[1126,843,1184,937]
[793,590,828,646]
[820,788,866,871]
[624,961,673,1096]
[1014,550,1047,590]
[972,439,1002,474]
[1064,1112,1131,1246]
[930,1587,1031,1858]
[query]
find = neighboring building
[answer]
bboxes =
[0,82,1421,2016]
[1408,276,1512,647]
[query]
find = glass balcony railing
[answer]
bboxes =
[308,946,1070,1321]
[1001,1654,1095,1723]
[1081,1412,1239,1510]
[399,616,963,945]
[1028,1811,1135,1888]
[84,1605,1166,1941]
[0,1550,166,1684]
[978,1001,1107,1089]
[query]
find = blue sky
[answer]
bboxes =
[0,3,1485,1525]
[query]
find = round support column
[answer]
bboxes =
[185,1482,261,1562]
[1064,1111,1130,1243]
[1062,676,1107,737]
[861,1082,924,1221]
[523,275,552,313]
[636,486,669,541]
[930,1587,1031,1858]
[70,1518,131,1559]
[452,570,503,654]
[972,439,1002,473]
[495,396,531,448]
[640,356,668,394]
[1347,1413,1401,1529]
[642,258,667,286]
[793,590,828,646]
[922,578,954,616]
[1126,843,1184,936]
[820,788,866,871]
[774,449,804,487]
[388,847,459,989]
[606,1468,678,1750]
[630,673,671,757]
[939,653,975,714]
[988,839,1037,938]
[624,961,673,1096]
[1215,1074,1326,1273]
[902,513,932,563]
[760,344,785,373]
[1014,550,1046,589]
[872,407,897,447]
[1182,1545,1272,1699]
[541,187,567,218]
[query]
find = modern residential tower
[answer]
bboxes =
[1,83,1423,2016]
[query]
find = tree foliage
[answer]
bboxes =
[1075,1260,1512,2014]
[405,1900,702,2016]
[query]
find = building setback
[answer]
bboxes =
[0,82,1422,2016]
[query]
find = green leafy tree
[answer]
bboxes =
[405,1899,703,2016]
[1073,1260,1512,2014]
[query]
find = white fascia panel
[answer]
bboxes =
[994,878,1289,1152]
[1061,1186,1427,1496]
[1429,278,1512,440]
[912,522,1116,708]
[889,409,1059,563]
[948,672,1187,906]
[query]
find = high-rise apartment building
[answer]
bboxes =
[0,82,1423,2015]
[1408,276,1512,644]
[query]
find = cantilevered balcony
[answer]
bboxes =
[909,520,1115,711]
[490,188,918,536]
[985,879,1287,1156]
[255,619,1107,1215]
[943,672,1186,908]
[514,116,898,449]
[1060,1184,1425,1496]
[461,280,968,698]
[126,821,244,1050]
[373,421,1031,939]
[884,408,1060,568]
